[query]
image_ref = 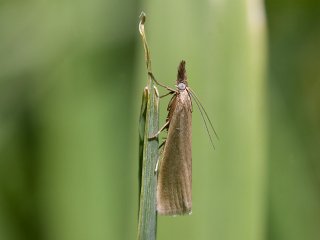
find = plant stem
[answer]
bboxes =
[137,12,159,240]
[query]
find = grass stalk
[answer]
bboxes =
[137,12,159,240]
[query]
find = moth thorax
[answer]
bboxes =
[177,82,186,91]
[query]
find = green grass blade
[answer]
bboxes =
[137,12,159,240]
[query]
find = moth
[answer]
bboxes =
[149,60,217,215]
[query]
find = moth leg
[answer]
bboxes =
[148,121,169,140]
[154,85,159,98]
[155,156,160,173]
[155,140,166,173]
[160,91,175,98]
[159,139,166,149]
[148,72,177,93]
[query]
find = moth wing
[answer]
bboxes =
[157,91,192,215]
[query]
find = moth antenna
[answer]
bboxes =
[190,92,215,149]
[189,88,219,140]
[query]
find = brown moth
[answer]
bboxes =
[149,60,217,216]
[156,60,192,215]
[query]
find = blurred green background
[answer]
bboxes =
[0,0,319,240]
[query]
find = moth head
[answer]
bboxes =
[177,82,186,91]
